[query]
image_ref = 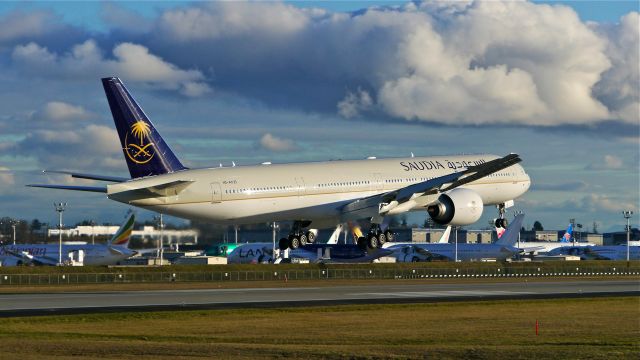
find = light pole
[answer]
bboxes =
[11,221,16,245]
[54,202,67,265]
[90,220,96,245]
[454,226,458,262]
[623,211,633,262]
[271,222,279,261]
[154,214,165,265]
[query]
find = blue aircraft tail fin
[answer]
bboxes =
[561,223,573,242]
[495,213,525,247]
[101,77,186,179]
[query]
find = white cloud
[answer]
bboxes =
[0,10,58,43]
[40,101,91,121]
[593,12,640,124]
[158,2,311,41]
[258,133,298,152]
[337,88,373,118]
[586,155,625,170]
[12,40,211,97]
[12,125,124,171]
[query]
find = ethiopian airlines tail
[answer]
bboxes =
[495,213,525,247]
[102,77,186,178]
[108,212,135,248]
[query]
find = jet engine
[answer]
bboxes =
[426,188,483,226]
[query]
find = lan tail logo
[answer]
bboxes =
[124,121,155,164]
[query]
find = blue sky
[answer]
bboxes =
[0,1,637,233]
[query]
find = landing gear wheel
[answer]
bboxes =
[289,237,300,250]
[357,237,367,250]
[306,231,316,244]
[367,234,379,249]
[412,256,420,263]
[384,230,394,242]
[299,233,308,246]
[278,238,289,251]
[377,233,387,247]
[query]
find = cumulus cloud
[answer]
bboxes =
[0,10,58,43]
[11,40,210,97]
[257,133,298,152]
[158,2,312,41]
[38,101,92,122]
[593,12,640,124]
[132,1,636,130]
[586,155,625,170]
[337,88,373,118]
[10,125,124,171]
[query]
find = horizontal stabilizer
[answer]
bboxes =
[115,180,194,198]
[43,170,128,182]
[27,184,107,193]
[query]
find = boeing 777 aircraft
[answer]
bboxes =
[29,77,531,251]
[0,213,136,266]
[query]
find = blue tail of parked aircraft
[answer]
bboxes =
[561,223,573,242]
[101,77,186,179]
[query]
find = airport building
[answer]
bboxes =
[411,228,493,244]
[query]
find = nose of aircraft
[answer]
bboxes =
[519,164,531,192]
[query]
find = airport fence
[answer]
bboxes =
[1,262,638,286]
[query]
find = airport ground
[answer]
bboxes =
[0,296,637,359]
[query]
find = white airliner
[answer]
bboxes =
[546,245,640,260]
[0,213,136,266]
[227,242,393,264]
[29,77,531,251]
[383,213,525,262]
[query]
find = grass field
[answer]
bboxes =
[0,297,637,359]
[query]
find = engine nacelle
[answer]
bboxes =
[426,188,483,226]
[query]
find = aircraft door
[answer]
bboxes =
[372,173,384,191]
[211,182,222,203]
[295,177,306,196]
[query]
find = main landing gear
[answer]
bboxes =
[279,221,316,250]
[357,224,394,251]
[494,203,509,228]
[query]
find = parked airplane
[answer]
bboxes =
[516,223,594,256]
[546,245,640,260]
[28,77,531,251]
[383,213,525,262]
[0,213,136,266]
[227,242,392,264]
[382,226,452,262]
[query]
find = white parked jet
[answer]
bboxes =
[29,77,531,251]
[383,213,525,262]
[0,213,136,266]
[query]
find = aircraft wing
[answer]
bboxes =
[340,153,521,219]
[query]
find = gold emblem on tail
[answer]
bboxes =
[124,121,155,164]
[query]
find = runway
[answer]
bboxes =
[1,279,637,317]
